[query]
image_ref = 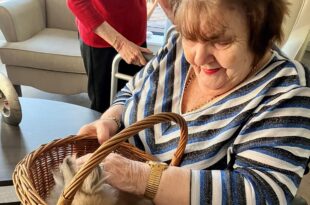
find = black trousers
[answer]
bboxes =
[80,40,146,113]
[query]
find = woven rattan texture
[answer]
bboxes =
[13,112,188,205]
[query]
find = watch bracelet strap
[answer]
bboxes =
[145,171,162,199]
[144,162,168,199]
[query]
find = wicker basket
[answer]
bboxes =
[13,112,188,205]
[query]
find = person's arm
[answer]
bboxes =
[111,32,181,106]
[94,22,152,66]
[153,166,190,205]
[102,153,190,205]
[67,0,104,32]
[191,87,310,204]
[77,104,124,143]
[67,0,152,66]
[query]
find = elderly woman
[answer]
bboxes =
[78,0,310,204]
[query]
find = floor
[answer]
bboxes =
[1,14,310,205]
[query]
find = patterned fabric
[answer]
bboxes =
[113,33,310,204]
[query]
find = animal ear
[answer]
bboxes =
[90,168,110,192]
[80,166,104,194]
[60,156,77,185]
[51,169,64,187]
[90,177,108,193]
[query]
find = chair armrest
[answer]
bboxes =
[0,0,45,42]
[282,25,310,61]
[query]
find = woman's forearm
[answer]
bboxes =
[67,0,104,31]
[94,21,151,66]
[100,104,124,119]
[99,104,124,136]
[94,21,126,51]
[153,166,190,205]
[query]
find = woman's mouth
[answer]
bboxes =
[202,67,221,75]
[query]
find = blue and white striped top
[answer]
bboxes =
[113,33,310,204]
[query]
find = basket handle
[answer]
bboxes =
[57,112,188,205]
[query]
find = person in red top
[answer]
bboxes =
[67,0,153,113]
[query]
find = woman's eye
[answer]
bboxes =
[213,40,232,49]
[218,40,231,45]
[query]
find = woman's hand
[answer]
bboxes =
[76,152,190,204]
[77,118,117,143]
[94,21,152,66]
[116,38,153,66]
[75,153,150,195]
[78,105,124,143]
[102,153,150,195]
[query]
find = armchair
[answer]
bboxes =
[0,0,87,95]
[282,0,310,61]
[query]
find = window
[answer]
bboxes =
[146,2,170,52]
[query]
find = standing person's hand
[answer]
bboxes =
[94,22,153,67]
[116,38,153,66]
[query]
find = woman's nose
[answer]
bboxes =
[194,42,214,66]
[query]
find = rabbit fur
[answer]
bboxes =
[46,156,152,205]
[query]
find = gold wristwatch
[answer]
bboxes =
[144,161,168,199]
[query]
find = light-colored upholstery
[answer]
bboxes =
[0,0,87,95]
[282,0,310,61]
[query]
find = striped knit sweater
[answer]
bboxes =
[113,33,310,205]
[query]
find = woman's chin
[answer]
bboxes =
[199,75,228,93]
[199,82,227,94]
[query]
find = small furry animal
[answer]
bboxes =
[46,156,152,205]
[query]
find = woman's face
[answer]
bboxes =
[182,4,254,95]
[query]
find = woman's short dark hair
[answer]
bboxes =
[174,0,289,65]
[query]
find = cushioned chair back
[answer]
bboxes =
[282,0,305,45]
[45,0,77,31]
[0,0,45,42]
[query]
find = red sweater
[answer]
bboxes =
[67,0,147,48]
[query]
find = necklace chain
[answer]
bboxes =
[184,71,195,90]
[184,70,219,113]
